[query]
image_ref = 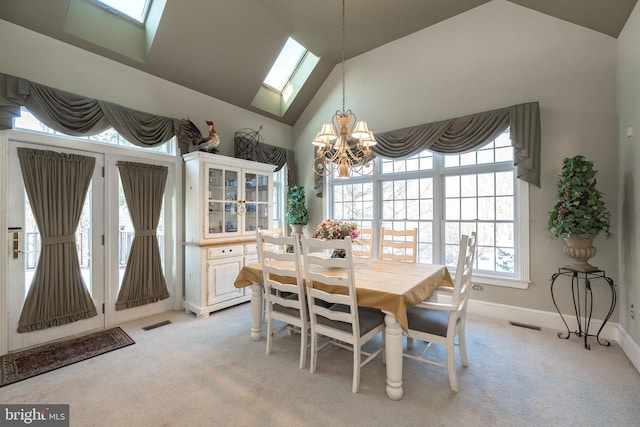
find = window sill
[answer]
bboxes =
[472,274,530,290]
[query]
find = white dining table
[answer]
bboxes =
[234,257,453,400]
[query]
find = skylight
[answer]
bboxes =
[263,38,307,92]
[93,0,151,24]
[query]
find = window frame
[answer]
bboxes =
[91,0,152,25]
[327,141,530,290]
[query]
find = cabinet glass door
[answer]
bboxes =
[243,172,271,234]
[206,166,239,237]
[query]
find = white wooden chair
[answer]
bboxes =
[256,228,284,322]
[301,236,385,393]
[353,227,375,258]
[402,232,477,392]
[255,228,283,262]
[379,227,418,263]
[257,231,309,369]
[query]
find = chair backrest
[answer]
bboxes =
[353,228,374,258]
[255,228,283,262]
[300,236,361,340]
[379,228,418,263]
[451,232,477,311]
[257,231,306,319]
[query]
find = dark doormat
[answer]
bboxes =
[0,327,134,387]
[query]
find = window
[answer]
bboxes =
[328,129,529,289]
[272,166,287,230]
[263,38,307,92]
[92,0,151,24]
[14,107,175,155]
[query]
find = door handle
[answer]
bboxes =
[11,231,31,259]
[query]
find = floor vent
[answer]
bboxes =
[142,320,172,331]
[509,321,541,331]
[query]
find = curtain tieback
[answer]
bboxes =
[136,228,157,237]
[41,234,76,245]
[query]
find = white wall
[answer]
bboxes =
[618,1,640,345]
[294,0,619,316]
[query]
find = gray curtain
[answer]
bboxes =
[0,73,184,150]
[373,102,540,185]
[116,161,169,310]
[314,101,541,196]
[233,130,297,186]
[16,148,97,332]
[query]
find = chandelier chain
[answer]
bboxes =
[341,0,346,113]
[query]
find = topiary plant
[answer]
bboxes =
[285,185,309,225]
[547,155,611,238]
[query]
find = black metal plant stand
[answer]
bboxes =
[550,267,616,350]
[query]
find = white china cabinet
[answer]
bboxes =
[183,152,275,318]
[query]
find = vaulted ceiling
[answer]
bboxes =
[0,0,636,126]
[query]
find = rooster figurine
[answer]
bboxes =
[182,119,221,153]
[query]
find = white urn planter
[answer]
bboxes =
[563,235,598,272]
[289,223,304,236]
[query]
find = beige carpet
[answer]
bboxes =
[0,303,638,427]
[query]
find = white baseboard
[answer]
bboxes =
[464,298,640,375]
[617,324,640,374]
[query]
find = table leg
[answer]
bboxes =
[250,282,264,341]
[383,310,403,401]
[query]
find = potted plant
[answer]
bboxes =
[547,155,611,271]
[286,185,309,235]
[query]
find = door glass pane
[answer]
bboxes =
[244,172,256,202]
[245,202,257,232]
[25,184,93,294]
[118,177,164,287]
[209,167,224,200]
[209,201,223,234]
[257,173,269,202]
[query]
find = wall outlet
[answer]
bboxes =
[472,284,483,291]
[631,303,635,320]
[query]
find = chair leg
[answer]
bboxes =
[309,329,318,373]
[352,346,361,393]
[406,336,414,350]
[459,325,469,367]
[266,314,273,355]
[299,326,308,369]
[447,336,458,392]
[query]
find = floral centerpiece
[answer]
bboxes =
[313,219,359,258]
[313,219,359,240]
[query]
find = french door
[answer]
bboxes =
[7,142,105,351]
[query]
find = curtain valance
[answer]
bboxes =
[0,73,183,150]
[234,128,297,186]
[372,101,541,187]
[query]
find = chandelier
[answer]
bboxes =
[312,0,376,178]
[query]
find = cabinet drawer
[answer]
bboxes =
[245,243,257,254]
[207,245,243,259]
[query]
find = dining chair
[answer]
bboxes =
[402,232,477,392]
[256,228,284,322]
[255,228,283,262]
[257,231,309,369]
[353,227,375,258]
[379,227,418,263]
[300,235,385,393]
